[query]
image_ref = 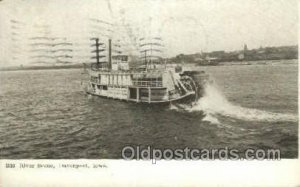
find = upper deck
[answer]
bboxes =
[88,67,167,88]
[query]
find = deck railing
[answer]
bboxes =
[132,80,163,87]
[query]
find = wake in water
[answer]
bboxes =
[172,83,298,123]
[191,83,298,122]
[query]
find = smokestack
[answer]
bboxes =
[108,39,112,70]
[95,38,100,65]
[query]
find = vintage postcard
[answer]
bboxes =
[0,0,299,186]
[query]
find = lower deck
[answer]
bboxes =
[88,83,195,104]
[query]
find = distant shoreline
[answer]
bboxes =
[0,64,84,72]
[217,59,298,66]
[0,59,297,72]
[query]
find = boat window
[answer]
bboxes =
[141,92,148,97]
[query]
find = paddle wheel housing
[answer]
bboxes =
[180,70,209,101]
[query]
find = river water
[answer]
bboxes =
[0,60,298,159]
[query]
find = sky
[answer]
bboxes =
[0,0,298,66]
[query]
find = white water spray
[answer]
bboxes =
[190,83,298,122]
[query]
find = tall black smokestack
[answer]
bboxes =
[108,39,112,70]
[95,38,100,65]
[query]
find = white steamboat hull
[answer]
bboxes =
[84,67,208,105]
